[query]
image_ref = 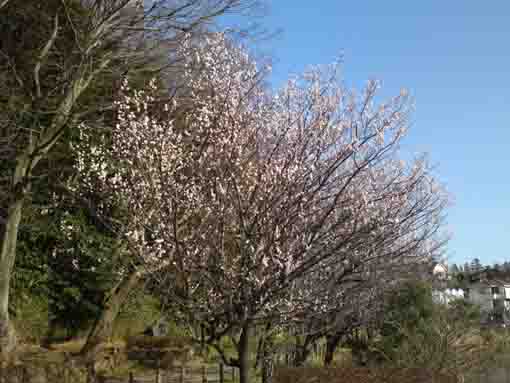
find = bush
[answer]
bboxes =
[379,299,489,377]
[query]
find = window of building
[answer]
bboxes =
[492,286,500,295]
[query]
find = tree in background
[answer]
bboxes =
[377,281,436,359]
[470,258,483,272]
[449,263,459,274]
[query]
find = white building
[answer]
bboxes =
[464,279,510,324]
[431,262,463,304]
[430,263,510,325]
[432,288,464,305]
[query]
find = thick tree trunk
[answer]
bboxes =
[324,333,342,366]
[0,194,25,359]
[81,269,142,357]
[238,324,251,383]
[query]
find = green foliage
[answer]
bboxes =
[10,201,121,341]
[47,210,119,336]
[447,299,481,323]
[10,240,49,319]
[375,282,489,375]
[447,272,469,289]
[11,294,49,344]
[379,280,435,356]
[113,290,162,340]
[10,207,52,343]
[385,303,485,373]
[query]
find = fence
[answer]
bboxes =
[105,363,238,383]
[466,367,510,383]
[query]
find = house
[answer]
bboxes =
[431,262,464,304]
[431,262,510,325]
[432,287,464,305]
[431,261,448,290]
[432,263,448,278]
[464,273,510,325]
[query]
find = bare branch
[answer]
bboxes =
[34,12,59,99]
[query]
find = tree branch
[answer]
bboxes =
[34,13,59,99]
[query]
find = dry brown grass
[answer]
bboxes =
[0,336,211,382]
[273,367,458,383]
[126,335,192,350]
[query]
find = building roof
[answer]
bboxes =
[432,263,448,275]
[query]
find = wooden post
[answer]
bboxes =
[201,324,205,354]
[202,365,207,383]
[155,359,160,383]
[219,363,224,383]
[129,371,134,383]
[180,365,185,383]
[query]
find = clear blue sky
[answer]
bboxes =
[228,1,510,266]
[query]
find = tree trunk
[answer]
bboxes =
[0,191,26,358]
[261,331,274,383]
[81,268,142,357]
[238,324,251,383]
[254,332,265,369]
[294,343,312,367]
[292,334,317,367]
[324,333,342,366]
[255,323,272,369]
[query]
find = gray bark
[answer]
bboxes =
[81,269,142,357]
[238,324,251,383]
[0,159,31,358]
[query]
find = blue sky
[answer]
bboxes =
[228,1,510,266]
